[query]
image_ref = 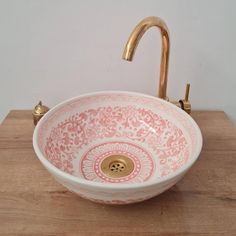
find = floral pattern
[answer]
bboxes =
[44,105,189,178]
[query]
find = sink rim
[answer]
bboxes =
[33,90,203,190]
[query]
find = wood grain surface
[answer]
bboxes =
[0,110,235,236]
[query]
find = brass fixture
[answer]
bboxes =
[122,16,191,113]
[100,155,134,178]
[180,83,191,114]
[32,16,191,125]
[32,101,49,126]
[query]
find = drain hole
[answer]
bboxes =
[110,161,126,172]
[100,154,134,178]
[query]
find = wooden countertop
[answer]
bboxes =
[0,110,235,235]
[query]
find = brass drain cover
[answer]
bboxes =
[101,155,134,178]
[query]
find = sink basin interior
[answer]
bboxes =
[35,92,201,185]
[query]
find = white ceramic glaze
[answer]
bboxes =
[33,91,202,204]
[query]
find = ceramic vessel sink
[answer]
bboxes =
[33,91,202,204]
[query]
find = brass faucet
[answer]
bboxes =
[122,16,191,113]
[33,16,191,126]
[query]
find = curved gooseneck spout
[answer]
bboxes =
[122,16,170,100]
[32,16,190,127]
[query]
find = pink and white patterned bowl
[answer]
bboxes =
[33,91,202,204]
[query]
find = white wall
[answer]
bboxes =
[1,0,236,123]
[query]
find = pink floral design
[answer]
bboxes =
[43,105,189,177]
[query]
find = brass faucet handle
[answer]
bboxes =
[180,84,191,114]
[184,83,190,101]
